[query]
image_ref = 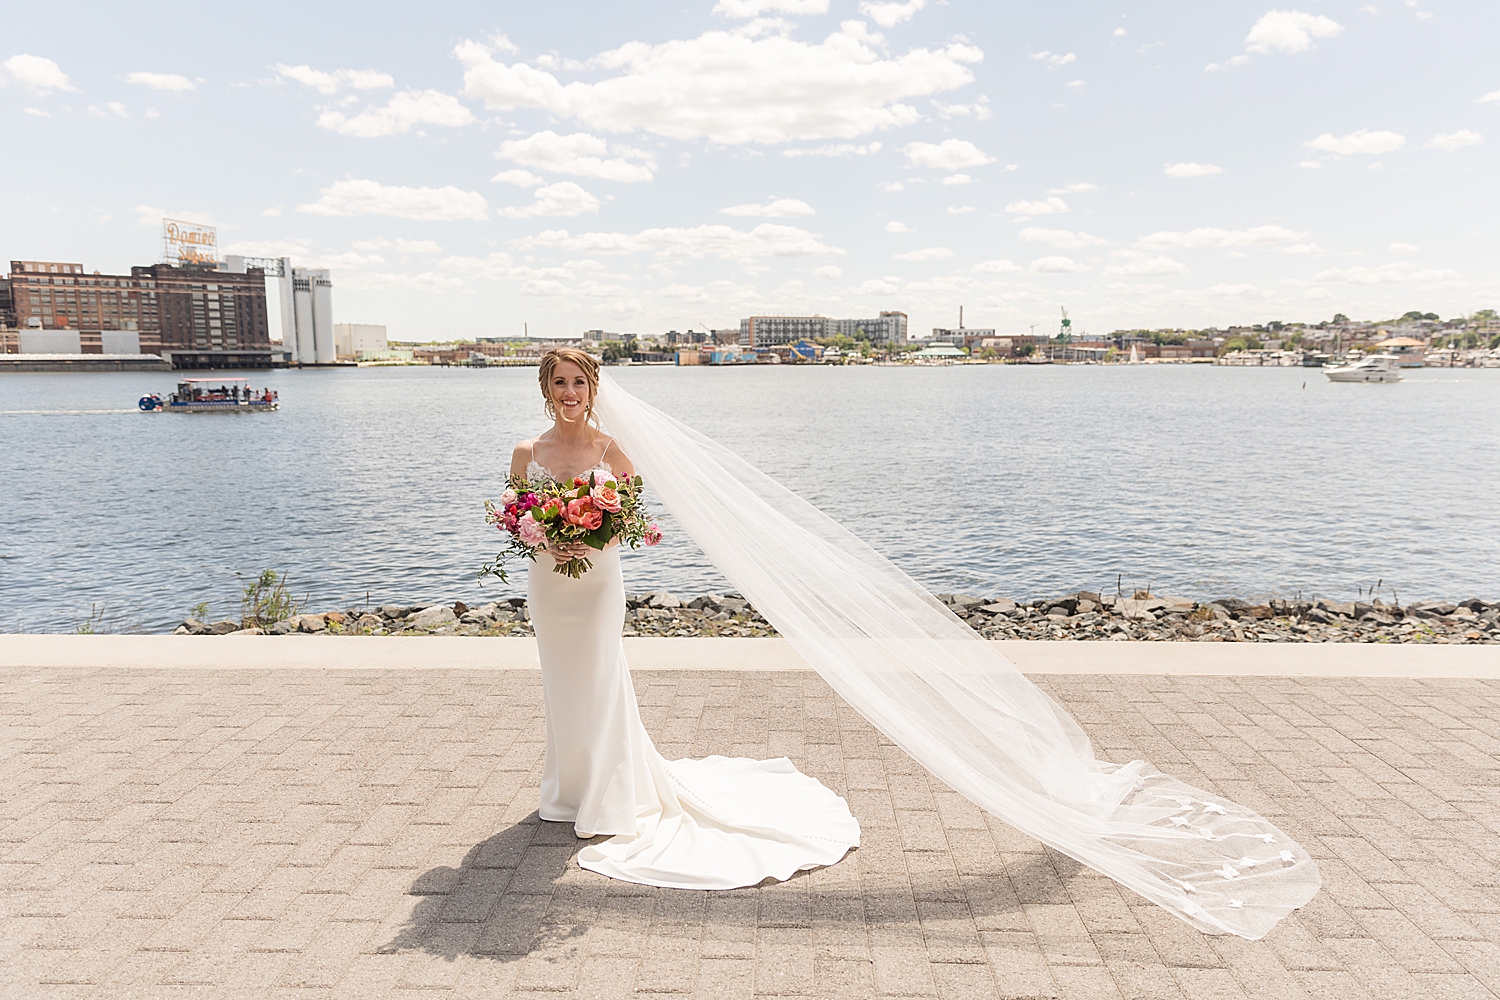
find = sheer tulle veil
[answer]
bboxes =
[594,371,1319,939]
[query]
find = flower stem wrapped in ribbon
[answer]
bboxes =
[481,470,662,582]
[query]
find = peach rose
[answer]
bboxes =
[592,485,623,512]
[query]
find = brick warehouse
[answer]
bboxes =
[2,259,275,367]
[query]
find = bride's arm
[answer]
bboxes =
[603,441,636,549]
[509,440,532,480]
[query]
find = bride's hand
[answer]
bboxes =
[545,540,591,564]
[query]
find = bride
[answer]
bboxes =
[510,347,860,889]
[511,347,1320,939]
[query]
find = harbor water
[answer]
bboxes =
[3,363,1498,633]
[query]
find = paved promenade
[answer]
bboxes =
[4,639,1500,998]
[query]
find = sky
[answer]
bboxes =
[3,1,1497,342]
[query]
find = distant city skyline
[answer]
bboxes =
[3,2,1497,341]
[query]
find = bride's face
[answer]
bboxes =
[549,361,591,420]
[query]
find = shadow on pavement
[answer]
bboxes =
[384,811,1062,965]
[382,812,608,962]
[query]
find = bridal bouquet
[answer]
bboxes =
[481,470,662,581]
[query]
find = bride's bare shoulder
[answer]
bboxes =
[510,438,537,477]
[600,434,635,478]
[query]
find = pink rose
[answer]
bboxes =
[566,497,603,530]
[517,516,548,546]
[500,488,518,507]
[541,498,563,519]
[592,485,622,513]
[643,523,663,546]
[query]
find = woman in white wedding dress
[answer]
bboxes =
[506,349,1319,939]
[509,348,860,889]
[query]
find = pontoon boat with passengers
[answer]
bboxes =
[139,378,279,412]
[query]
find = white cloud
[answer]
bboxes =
[318,90,475,137]
[859,0,925,28]
[893,247,953,261]
[902,139,994,170]
[814,265,843,278]
[1065,80,1085,88]
[273,64,393,95]
[492,169,544,187]
[1164,162,1223,178]
[885,221,913,233]
[1047,182,1099,194]
[854,276,903,295]
[879,181,905,192]
[932,98,991,120]
[1029,256,1086,274]
[1,54,76,95]
[1298,160,1322,169]
[455,23,981,145]
[298,179,489,221]
[1136,225,1307,249]
[1426,129,1483,151]
[499,181,602,218]
[782,141,882,157]
[1018,227,1106,250]
[88,102,130,118]
[947,206,975,214]
[942,174,971,186]
[496,130,654,182]
[22,107,50,117]
[1387,242,1418,252]
[514,223,844,262]
[973,259,1020,273]
[1244,10,1343,54]
[721,197,815,217]
[486,33,521,55]
[1102,252,1187,276]
[1030,51,1076,68]
[1305,129,1405,155]
[1114,28,1127,37]
[125,71,195,92]
[352,238,444,254]
[1005,196,1069,217]
[713,0,829,16]
[1479,90,1500,104]
[1283,243,1322,254]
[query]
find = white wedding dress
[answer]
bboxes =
[525,458,861,890]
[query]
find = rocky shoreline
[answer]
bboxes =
[174,590,1500,644]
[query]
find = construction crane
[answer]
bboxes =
[1058,306,1072,344]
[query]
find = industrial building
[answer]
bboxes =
[333,322,388,359]
[2,258,276,367]
[738,311,907,348]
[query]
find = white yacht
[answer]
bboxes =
[1324,354,1401,383]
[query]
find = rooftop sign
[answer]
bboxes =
[162,218,217,266]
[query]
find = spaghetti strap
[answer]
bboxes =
[599,438,613,465]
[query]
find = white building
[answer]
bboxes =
[219,255,335,364]
[739,311,907,348]
[333,323,387,358]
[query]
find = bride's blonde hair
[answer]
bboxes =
[538,347,602,430]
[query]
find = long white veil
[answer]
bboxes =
[595,371,1319,939]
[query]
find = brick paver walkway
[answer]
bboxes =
[3,666,1499,999]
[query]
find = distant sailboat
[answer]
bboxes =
[1128,343,1141,364]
